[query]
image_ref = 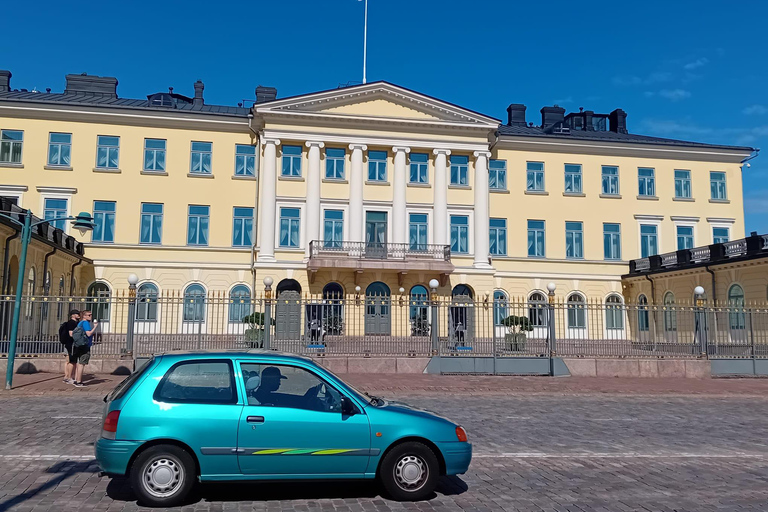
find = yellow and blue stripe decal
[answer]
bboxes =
[249,448,378,456]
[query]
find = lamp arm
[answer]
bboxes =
[30,216,78,229]
[0,212,24,228]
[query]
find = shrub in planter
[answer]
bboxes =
[501,315,533,351]
[242,312,275,348]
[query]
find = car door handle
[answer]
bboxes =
[247,416,265,424]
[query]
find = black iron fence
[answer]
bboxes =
[0,293,766,360]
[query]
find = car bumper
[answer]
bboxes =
[94,438,142,476]
[436,441,472,475]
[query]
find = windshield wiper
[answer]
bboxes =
[364,392,384,406]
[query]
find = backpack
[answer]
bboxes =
[58,322,70,344]
[72,324,89,348]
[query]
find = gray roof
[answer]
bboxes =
[0,90,250,117]
[498,124,755,152]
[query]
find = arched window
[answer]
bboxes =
[57,276,66,319]
[410,285,430,335]
[728,284,746,330]
[86,281,111,322]
[183,284,206,322]
[637,294,649,332]
[276,279,301,298]
[41,270,52,320]
[322,282,344,335]
[493,290,508,326]
[366,282,390,298]
[605,294,624,330]
[229,285,251,323]
[567,293,586,329]
[528,292,547,327]
[452,284,474,299]
[322,282,344,301]
[137,283,159,321]
[663,292,677,332]
[25,268,35,318]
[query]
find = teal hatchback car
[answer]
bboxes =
[95,350,471,506]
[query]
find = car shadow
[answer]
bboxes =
[0,460,100,510]
[106,475,468,505]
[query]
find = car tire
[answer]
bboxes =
[378,441,440,501]
[130,444,196,507]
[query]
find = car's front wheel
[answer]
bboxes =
[130,444,196,507]
[379,441,440,501]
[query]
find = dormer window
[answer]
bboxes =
[148,93,174,107]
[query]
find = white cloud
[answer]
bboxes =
[612,72,672,87]
[658,89,692,101]
[638,118,768,147]
[553,96,573,105]
[684,58,709,70]
[743,105,768,115]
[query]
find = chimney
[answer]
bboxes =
[0,70,10,92]
[255,85,277,104]
[583,110,595,131]
[193,80,204,108]
[64,73,118,98]
[609,108,628,134]
[506,104,527,126]
[540,105,565,128]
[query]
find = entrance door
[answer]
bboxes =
[275,290,301,340]
[365,282,391,335]
[365,211,387,259]
[450,285,474,348]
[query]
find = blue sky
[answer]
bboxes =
[4,0,766,233]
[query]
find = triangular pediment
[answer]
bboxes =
[255,82,499,127]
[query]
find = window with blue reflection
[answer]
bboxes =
[409,153,428,184]
[527,220,545,257]
[232,207,254,247]
[368,150,387,182]
[281,145,302,177]
[489,218,507,256]
[526,162,545,191]
[236,145,256,176]
[190,141,212,174]
[187,205,210,246]
[92,201,116,243]
[450,155,469,186]
[280,208,301,248]
[489,159,507,190]
[140,203,163,244]
[325,148,345,179]
[44,198,68,230]
[450,215,469,254]
[409,213,428,251]
[323,210,343,248]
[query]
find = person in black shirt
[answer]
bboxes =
[62,310,80,384]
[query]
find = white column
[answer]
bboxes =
[257,138,280,262]
[432,149,451,247]
[348,144,367,243]
[473,150,492,268]
[305,141,325,257]
[392,146,410,246]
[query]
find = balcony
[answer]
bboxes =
[307,240,454,281]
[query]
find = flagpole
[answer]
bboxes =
[362,0,368,84]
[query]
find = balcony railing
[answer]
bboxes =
[628,232,768,275]
[309,241,451,261]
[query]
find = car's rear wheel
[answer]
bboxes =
[130,444,195,507]
[378,441,440,501]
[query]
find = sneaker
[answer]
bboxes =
[63,378,73,384]
[73,381,85,387]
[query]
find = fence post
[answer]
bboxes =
[694,286,707,357]
[125,274,138,358]
[429,279,439,355]
[263,277,273,350]
[547,282,557,376]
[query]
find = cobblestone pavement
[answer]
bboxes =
[1,393,768,511]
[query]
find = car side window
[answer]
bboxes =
[154,360,237,404]
[241,363,342,413]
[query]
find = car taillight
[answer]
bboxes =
[456,426,468,442]
[102,410,120,440]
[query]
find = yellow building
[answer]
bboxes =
[0,70,757,340]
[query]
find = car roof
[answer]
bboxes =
[155,349,314,364]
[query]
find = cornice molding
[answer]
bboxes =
[262,129,488,153]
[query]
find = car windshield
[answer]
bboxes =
[318,366,382,406]
[105,356,155,403]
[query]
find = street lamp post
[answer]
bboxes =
[4,209,96,389]
[694,285,707,357]
[125,273,139,358]
[546,282,557,377]
[429,279,439,354]
[263,276,273,350]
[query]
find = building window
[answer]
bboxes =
[229,284,251,323]
[235,144,256,176]
[43,198,68,230]
[713,227,730,244]
[86,282,111,322]
[728,284,746,330]
[232,207,254,247]
[489,159,507,190]
[710,172,727,200]
[674,169,692,199]
[409,213,428,251]
[489,218,507,256]
[637,294,649,332]
[281,145,301,177]
[136,283,158,322]
[48,133,71,167]
[183,284,206,322]
[603,223,621,260]
[325,148,345,179]
[567,293,587,329]
[409,153,428,184]
[565,221,584,259]
[638,167,655,197]
[493,290,508,326]
[601,166,619,195]
[676,225,694,250]
[564,164,582,193]
[140,203,163,244]
[527,220,545,257]
[92,201,116,243]
[640,224,658,258]
[605,294,624,330]
[526,162,545,191]
[143,138,166,172]
[450,215,469,254]
[450,155,469,186]
[368,150,387,182]
[96,135,120,169]
[663,292,677,332]
[323,210,344,248]
[410,285,429,331]
[0,130,23,164]
[279,207,301,248]
[528,292,547,327]
[187,205,210,246]
[190,141,212,174]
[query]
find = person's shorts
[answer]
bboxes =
[63,341,77,364]
[75,347,91,365]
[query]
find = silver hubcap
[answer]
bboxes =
[142,456,184,498]
[394,454,428,492]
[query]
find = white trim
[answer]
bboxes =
[670,216,700,222]
[275,201,306,250]
[636,217,662,258]
[447,208,474,256]
[672,218,698,250]
[320,203,351,243]
[405,206,433,246]
[706,217,736,224]
[39,191,74,235]
[36,186,77,194]
[0,186,25,206]
[634,214,664,221]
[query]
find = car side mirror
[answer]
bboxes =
[341,396,355,416]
